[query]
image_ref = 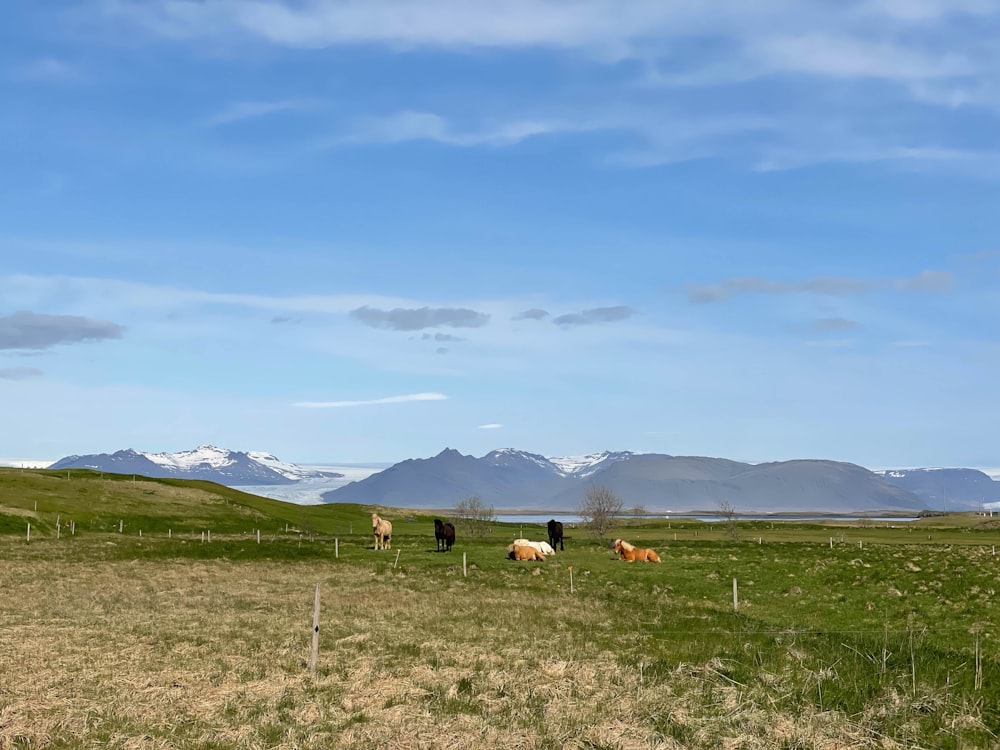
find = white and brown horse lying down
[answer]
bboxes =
[512,538,555,556]
[372,513,392,550]
[507,543,546,561]
[613,538,662,563]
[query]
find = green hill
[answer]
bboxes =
[0,467,402,537]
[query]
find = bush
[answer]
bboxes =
[454,495,495,538]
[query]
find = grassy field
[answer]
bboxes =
[3,468,1000,748]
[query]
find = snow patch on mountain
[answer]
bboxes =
[548,451,637,478]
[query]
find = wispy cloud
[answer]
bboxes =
[553,306,633,326]
[202,99,320,127]
[0,311,124,350]
[340,110,576,148]
[688,271,953,303]
[513,309,550,321]
[478,423,503,429]
[893,270,954,293]
[351,305,490,331]
[294,392,447,409]
[421,333,463,342]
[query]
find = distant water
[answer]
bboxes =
[494,513,920,525]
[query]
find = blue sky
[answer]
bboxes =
[2,0,999,468]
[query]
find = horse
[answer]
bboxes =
[513,538,555,556]
[372,513,392,550]
[613,538,661,563]
[547,519,564,551]
[507,543,546,562]
[434,519,456,552]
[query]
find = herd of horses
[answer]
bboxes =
[370,513,662,563]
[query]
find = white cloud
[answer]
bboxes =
[478,423,503,429]
[340,110,578,148]
[294,392,448,408]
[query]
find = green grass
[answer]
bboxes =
[5,467,1000,748]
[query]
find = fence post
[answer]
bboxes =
[335,538,339,558]
[393,550,400,569]
[71,520,75,535]
[569,566,574,594]
[257,529,261,544]
[309,583,320,673]
[27,522,30,542]
[119,519,123,533]
[463,552,467,578]
[57,516,60,540]
[733,578,739,613]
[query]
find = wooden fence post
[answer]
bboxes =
[26,522,30,542]
[257,529,261,544]
[733,578,739,613]
[335,538,339,558]
[309,583,320,673]
[463,552,467,578]
[119,519,123,533]
[569,566,574,594]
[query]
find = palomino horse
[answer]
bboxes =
[613,538,661,563]
[512,538,555,556]
[372,513,392,550]
[507,543,546,561]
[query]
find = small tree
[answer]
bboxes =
[718,500,740,541]
[454,495,495,538]
[578,485,624,539]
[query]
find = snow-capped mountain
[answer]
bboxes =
[875,468,1000,509]
[49,445,343,486]
[323,447,926,512]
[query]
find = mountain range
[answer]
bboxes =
[322,448,952,513]
[49,445,343,486]
[45,446,1000,513]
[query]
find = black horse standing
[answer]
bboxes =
[434,518,456,552]
[547,519,564,551]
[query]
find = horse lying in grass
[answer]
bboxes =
[613,538,661,563]
[372,513,392,550]
[512,538,555,556]
[507,543,546,562]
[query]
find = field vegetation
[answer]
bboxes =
[3,468,1000,748]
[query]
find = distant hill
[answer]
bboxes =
[876,468,1000,511]
[49,445,343,486]
[324,448,926,513]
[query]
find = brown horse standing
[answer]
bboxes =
[434,519,456,552]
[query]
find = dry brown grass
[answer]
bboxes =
[0,547,929,749]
